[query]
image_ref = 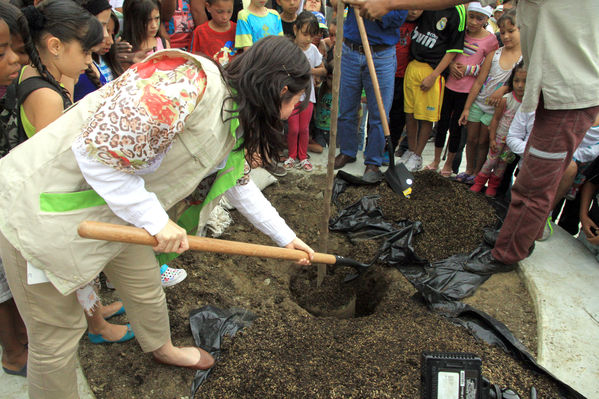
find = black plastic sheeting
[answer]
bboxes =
[328,174,585,399]
[189,305,257,397]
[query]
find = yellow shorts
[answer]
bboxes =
[403,60,445,123]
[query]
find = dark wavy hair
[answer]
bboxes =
[22,0,103,100]
[294,10,319,37]
[497,8,517,30]
[122,0,164,51]
[87,10,124,89]
[506,60,526,93]
[223,36,311,166]
[0,1,35,63]
[101,11,124,77]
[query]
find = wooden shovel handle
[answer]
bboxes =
[77,220,337,265]
[354,8,391,139]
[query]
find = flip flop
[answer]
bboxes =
[439,169,455,178]
[423,164,439,172]
[2,363,27,377]
[455,172,470,182]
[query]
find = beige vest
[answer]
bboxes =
[0,51,235,295]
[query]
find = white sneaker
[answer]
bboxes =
[405,154,422,172]
[160,264,187,287]
[399,149,414,164]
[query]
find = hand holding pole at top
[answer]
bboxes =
[341,0,471,20]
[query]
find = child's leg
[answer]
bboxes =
[286,106,300,160]
[475,122,490,174]
[415,120,433,156]
[480,138,502,176]
[389,77,406,150]
[405,113,418,152]
[297,103,314,161]
[465,121,481,175]
[442,93,468,173]
[431,88,456,168]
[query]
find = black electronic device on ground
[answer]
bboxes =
[421,352,483,399]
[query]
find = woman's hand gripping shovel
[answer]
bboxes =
[343,8,414,198]
[78,221,370,281]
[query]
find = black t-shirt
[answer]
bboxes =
[282,20,295,38]
[584,156,599,224]
[410,6,466,69]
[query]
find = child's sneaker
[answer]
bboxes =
[296,159,313,172]
[160,264,187,287]
[538,217,555,241]
[399,149,413,164]
[405,154,422,172]
[283,157,295,170]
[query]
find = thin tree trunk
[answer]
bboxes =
[318,5,345,287]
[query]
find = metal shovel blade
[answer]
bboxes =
[383,137,414,198]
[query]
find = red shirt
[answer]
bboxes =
[190,22,237,65]
[395,21,417,78]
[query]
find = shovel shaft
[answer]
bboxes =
[78,220,337,265]
[354,9,391,139]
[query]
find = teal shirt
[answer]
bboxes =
[234,9,283,48]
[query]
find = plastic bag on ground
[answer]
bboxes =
[189,305,257,397]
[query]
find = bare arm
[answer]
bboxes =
[488,98,505,152]
[161,0,177,22]
[344,0,472,20]
[458,51,494,125]
[421,52,456,91]
[190,0,208,26]
[22,89,66,133]
[580,181,599,239]
[312,62,327,78]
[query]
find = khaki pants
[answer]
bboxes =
[0,232,170,399]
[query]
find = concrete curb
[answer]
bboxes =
[519,227,599,399]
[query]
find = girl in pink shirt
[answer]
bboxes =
[425,2,497,176]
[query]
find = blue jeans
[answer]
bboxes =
[338,42,396,166]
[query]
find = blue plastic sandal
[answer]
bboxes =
[104,305,126,320]
[2,363,27,377]
[88,323,135,344]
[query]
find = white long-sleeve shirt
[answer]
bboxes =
[73,148,296,247]
[506,110,535,159]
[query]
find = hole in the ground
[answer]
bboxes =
[289,266,389,319]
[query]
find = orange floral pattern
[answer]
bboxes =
[75,55,207,173]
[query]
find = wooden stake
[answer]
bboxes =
[318,4,345,287]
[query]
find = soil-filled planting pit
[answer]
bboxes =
[79,171,554,398]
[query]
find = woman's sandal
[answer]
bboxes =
[153,347,215,370]
[104,305,126,320]
[439,169,455,178]
[424,163,439,172]
[88,323,135,344]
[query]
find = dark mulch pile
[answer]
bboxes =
[79,171,557,399]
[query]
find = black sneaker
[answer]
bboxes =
[265,163,287,177]
[464,250,517,275]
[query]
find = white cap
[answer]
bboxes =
[468,2,493,18]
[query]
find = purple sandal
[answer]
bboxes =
[455,172,470,182]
